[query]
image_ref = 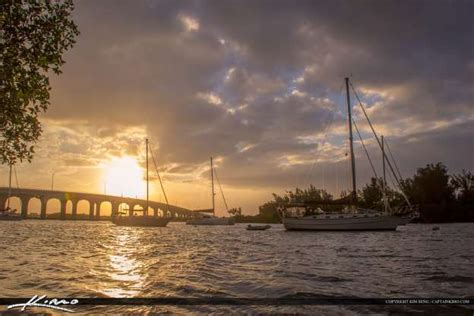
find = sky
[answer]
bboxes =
[2,0,473,215]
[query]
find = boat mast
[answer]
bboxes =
[211,157,215,214]
[146,138,149,216]
[382,136,386,187]
[345,77,357,202]
[382,135,386,212]
[380,135,387,212]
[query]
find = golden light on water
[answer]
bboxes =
[99,229,146,298]
[102,156,145,198]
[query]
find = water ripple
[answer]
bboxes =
[0,221,473,314]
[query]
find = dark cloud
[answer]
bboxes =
[32,0,474,209]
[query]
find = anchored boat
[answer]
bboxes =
[113,215,171,227]
[246,224,271,231]
[186,212,235,225]
[281,210,410,231]
[0,207,22,221]
[186,157,235,226]
[278,77,415,231]
[0,165,22,221]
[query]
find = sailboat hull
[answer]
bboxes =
[0,215,22,221]
[112,216,171,227]
[282,215,410,231]
[0,208,22,221]
[186,217,235,225]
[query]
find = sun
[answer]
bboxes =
[102,156,145,198]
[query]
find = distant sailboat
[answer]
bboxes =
[0,164,22,221]
[112,139,171,227]
[278,77,413,231]
[186,157,235,226]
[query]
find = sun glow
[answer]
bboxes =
[102,156,145,198]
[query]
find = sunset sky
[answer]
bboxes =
[2,0,473,215]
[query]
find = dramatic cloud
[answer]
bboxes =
[3,0,472,213]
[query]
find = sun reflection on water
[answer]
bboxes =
[100,228,147,297]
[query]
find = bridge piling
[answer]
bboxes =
[88,202,94,220]
[40,198,47,219]
[71,200,78,220]
[20,197,28,218]
[111,202,118,218]
[95,202,101,220]
[60,200,67,220]
[0,196,6,210]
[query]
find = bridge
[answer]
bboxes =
[0,187,195,220]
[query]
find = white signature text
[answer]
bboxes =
[7,295,78,313]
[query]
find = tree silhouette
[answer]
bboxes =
[256,162,472,223]
[228,207,242,216]
[451,170,473,203]
[411,163,453,205]
[1,0,79,165]
[359,177,406,210]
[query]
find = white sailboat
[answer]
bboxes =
[186,157,235,226]
[278,77,413,231]
[186,212,235,226]
[281,212,410,231]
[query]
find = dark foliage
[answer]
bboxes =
[1,0,79,165]
[246,162,473,223]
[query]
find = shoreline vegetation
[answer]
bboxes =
[231,162,473,224]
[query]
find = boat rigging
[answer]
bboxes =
[278,77,417,231]
[186,157,235,226]
[112,138,171,227]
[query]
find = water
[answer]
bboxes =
[0,221,473,315]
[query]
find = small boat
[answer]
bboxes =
[0,207,22,221]
[246,224,271,231]
[112,138,171,227]
[186,157,235,226]
[0,165,22,221]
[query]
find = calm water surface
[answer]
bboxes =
[0,221,473,315]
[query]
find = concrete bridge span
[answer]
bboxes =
[0,187,194,220]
